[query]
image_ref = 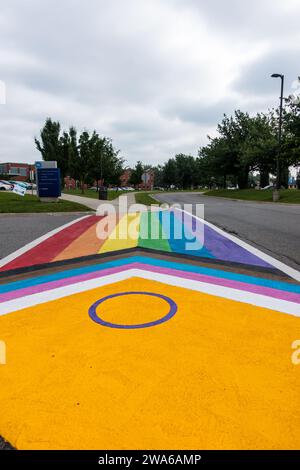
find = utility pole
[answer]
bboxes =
[271,73,284,202]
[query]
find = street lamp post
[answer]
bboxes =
[271,73,284,202]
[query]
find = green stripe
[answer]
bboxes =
[138,211,171,252]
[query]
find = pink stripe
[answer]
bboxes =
[1,262,299,305]
[0,265,132,303]
[132,263,300,304]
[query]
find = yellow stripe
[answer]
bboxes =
[98,212,141,253]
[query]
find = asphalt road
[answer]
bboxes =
[0,213,82,260]
[0,436,14,450]
[155,192,300,271]
[0,196,299,271]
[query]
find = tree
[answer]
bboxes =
[174,154,198,189]
[198,137,236,188]
[68,129,94,193]
[35,118,69,184]
[89,136,124,189]
[35,118,61,161]
[240,113,277,187]
[129,161,144,187]
[197,110,282,189]
[279,96,300,187]
[153,165,164,187]
[68,126,80,187]
[78,131,95,193]
[162,158,178,188]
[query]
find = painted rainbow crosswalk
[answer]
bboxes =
[0,208,299,450]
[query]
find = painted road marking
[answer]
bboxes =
[0,206,299,450]
[178,208,300,282]
[0,215,90,269]
[0,268,299,317]
[1,277,300,449]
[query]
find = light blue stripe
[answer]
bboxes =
[159,211,214,258]
[1,255,299,295]
[0,259,128,294]
[135,256,300,293]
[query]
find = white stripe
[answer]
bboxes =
[0,269,133,316]
[136,270,300,317]
[177,208,300,282]
[0,268,299,317]
[0,215,91,268]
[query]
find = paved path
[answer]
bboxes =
[0,213,82,260]
[0,193,138,262]
[155,192,300,271]
[60,192,136,211]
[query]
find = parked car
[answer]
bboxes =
[0,180,13,191]
[10,180,32,190]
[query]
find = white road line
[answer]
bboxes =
[0,215,91,268]
[0,268,299,317]
[177,208,300,282]
[0,269,135,315]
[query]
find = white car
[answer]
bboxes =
[0,180,13,191]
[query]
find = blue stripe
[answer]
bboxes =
[0,259,128,294]
[1,255,299,295]
[159,211,214,259]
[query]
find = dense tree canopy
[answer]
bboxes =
[35,118,123,192]
[129,161,144,187]
[36,97,300,193]
[150,98,300,190]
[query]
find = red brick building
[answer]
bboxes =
[120,169,132,187]
[140,168,154,190]
[0,162,35,181]
[64,175,77,189]
[64,168,155,190]
[120,168,154,190]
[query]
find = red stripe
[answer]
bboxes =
[1,216,102,271]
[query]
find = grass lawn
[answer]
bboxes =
[204,189,300,203]
[135,192,161,206]
[0,192,90,213]
[62,188,132,201]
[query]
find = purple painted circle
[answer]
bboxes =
[88,291,178,329]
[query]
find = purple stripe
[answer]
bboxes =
[173,210,272,268]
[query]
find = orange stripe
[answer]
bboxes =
[53,214,120,262]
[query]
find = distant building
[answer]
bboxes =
[63,167,155,190]
[64,175,77,190]
[120,168,154,190]
[120,169,132,187]
[140,168,154,190]
[0,162,35,181]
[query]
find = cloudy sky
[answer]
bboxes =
[0,0,300,167]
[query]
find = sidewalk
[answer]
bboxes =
[60,191,136,212]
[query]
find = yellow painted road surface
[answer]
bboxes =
[1,277,300,449]
[99,213,141,253]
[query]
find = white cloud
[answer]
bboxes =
[0,0,299,166]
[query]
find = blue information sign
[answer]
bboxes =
[37,168,61,198]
